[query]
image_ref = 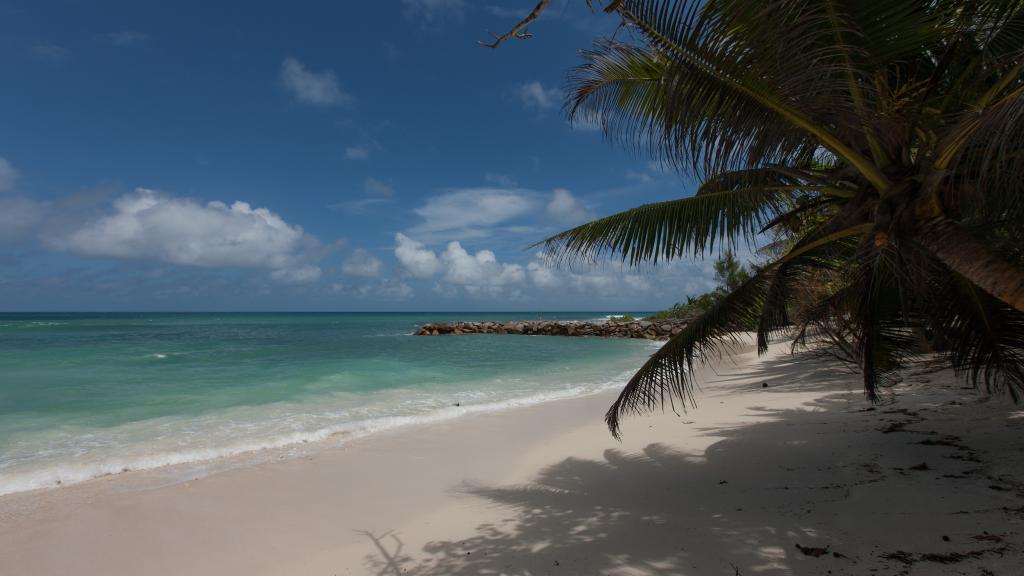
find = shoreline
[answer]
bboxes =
[0,314,661,499]
[3,341,1022,575]
[0,362,649,499]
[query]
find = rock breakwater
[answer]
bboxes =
[414,319,685,340]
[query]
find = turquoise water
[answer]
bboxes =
[0,312,654,495]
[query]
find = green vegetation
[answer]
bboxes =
[501,0,1024,435]
[647,250,750,321]
[646,296,715,321]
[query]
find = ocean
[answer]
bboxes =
[0,312,655,496]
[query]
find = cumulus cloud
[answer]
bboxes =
[0,197,45,244]
[330,278,413,301]
[345,145,369,160]
[0,157,19,192]
[391,234,659,300]
[484,172,517,187]
[411,188,537,237]
[395,234,527,293]
[48,188,325,283]
[440,241,525,287]
[517,81,562,111]
[526,259,560,289]
[545,188,595,225]
[402,0,465,27]
[526,256,652,297]
[394,233,441,278]
[280,57,352,107]
[390,229,713,303]
[270,265,322,284]
[364,177,394,197]
[343,248,383,277]
[625,169,654,184]
[357,278,413,300]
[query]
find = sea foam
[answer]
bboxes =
[0,371,633,497]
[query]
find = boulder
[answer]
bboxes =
[415,318,686,340]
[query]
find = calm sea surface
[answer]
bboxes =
[0,312,653,495]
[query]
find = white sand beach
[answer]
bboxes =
[2,339,1022,575]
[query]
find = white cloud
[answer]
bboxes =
[394,233,441,278]
[484,172,517,187]
[625,169,654,184]
[100,31,148,46]
[525,256,652,297]
[357,278,413,300]
[568,114,603,133]
[624,274,651,292]
[280,57,352,107]
[345,146,369,160]
[395,234,527,293]
[517,81,562,111]
[48,188,325,283]
[625,163,674,183]
[364,278,411,301]
[391,231,708,302]
[0,157,19,192]
[545,188,595,225]
[270,265,322,284]
[0,197,45,244]
[343,248,383,277]
[441,241,525,287]
[32,42,69,61]
[526,259,560,289]
[402,0,465,26]
[364,177,394,196]
[411,188,536,237]
[331,278,413,300]
[330,177,395,215]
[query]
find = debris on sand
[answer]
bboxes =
[795,543,830,557]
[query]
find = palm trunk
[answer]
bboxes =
[916,217,1024,313]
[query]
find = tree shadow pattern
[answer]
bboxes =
[359,369,1022,575]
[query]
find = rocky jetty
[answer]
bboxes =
[414,319,686,340]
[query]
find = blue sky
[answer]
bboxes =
[0,0,717,311]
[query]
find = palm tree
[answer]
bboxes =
[537,0,1024,437]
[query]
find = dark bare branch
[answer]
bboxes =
[478,0,553,49]
[479,1,625,49]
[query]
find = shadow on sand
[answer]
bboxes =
[358,355,1019,575]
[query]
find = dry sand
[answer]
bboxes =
[1,340,1022,575]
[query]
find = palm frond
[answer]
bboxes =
[836,0,954,69]
[946,87,1024,227]
[538,185,792,266]
[756,236,860,354]
[602,223,864,437]
[921,261,1024,400]
[605,268,773,437]
[534,0,1024,437]
[852,241,918,400]
[590,0,891,189]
